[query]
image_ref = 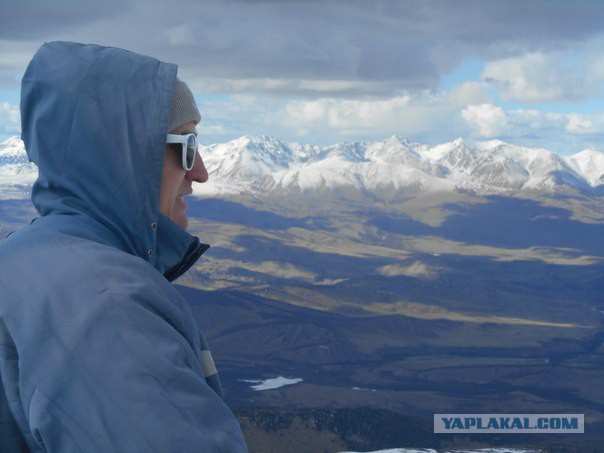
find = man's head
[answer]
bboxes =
[159,78,208,229]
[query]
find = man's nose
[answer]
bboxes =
[187,150,208,183]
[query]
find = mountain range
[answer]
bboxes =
[2,135,604,198]
[201,135,604,195]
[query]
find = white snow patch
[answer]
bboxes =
[241,376,303,391]
[352,386,377,392]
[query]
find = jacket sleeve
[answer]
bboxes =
[22,280,248,453]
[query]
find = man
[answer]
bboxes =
[0,41,248,451]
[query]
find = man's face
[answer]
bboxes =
[159,121,208,229]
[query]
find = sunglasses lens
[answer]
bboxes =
[185,134,197,170]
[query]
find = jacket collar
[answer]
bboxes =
[154,214,209,282]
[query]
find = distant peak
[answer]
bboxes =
[1,136,23,146]
[236,135,284,145]
[386,135,412,145]
[0,136,27,157]
[575,147,603,155]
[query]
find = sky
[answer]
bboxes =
[1,0,604,154]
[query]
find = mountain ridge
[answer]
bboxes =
[2,135,604,198]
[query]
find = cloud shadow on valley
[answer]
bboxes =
[188,198,336,232]
[368,195,604,255]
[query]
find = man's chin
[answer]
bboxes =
[176,217,188,229]
[170,204,189,229]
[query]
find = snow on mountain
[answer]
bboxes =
[0,137,37,199]
[0,136,29,164]
[240,376,303,391]
[201,135,604,196]
[565,148,604,187]
[2,135,604,200]
[202,135,321,193]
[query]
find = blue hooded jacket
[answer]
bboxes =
[0,42,248,452]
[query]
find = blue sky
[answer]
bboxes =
[2,0,604,154]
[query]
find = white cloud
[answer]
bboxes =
[482,52,592,103]
[278,82,492,141]
[281,95,413,136]
[565,113,604,135]
[198,123,229,137]
[461,104,507,137]
[566,113,594,133]
[328,96,413,130]
[499,109,604,139]
[0,102,20,135]
[285,99,327,125]
[447,81,490,107]
[197,89,468,144]
[506,109,566,132]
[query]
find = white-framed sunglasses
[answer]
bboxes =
[166,133,198,171]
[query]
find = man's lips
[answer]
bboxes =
[176,190,193,201]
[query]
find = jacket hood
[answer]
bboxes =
[20,41,207,279]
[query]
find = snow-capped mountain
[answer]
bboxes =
[2,135,604,199]
[201,136,320,192]
[565,148,604,187]
[199,135,604,196]
[0,136,30,165]
[0,136,38,199]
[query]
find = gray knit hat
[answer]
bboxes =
[169,77,201,132]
